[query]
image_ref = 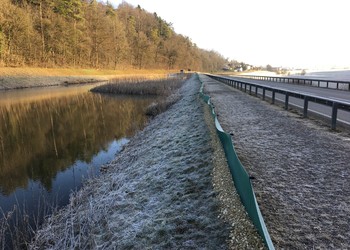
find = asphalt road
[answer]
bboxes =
[226,76,350,126]
[202,74,350,249]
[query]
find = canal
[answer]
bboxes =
[0,84,155,247]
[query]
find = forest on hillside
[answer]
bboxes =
[0,0,228,71]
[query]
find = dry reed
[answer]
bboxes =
[91,75,190,117]
[0,192,58,250]
[91,77,186,96]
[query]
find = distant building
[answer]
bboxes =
[222,65,231,71]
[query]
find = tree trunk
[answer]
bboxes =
[73,20,77,67]
[39,0,45,62]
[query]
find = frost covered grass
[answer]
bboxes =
[30,75,231,249]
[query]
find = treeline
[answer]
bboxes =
[0,0,227,71]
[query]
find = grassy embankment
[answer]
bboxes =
[0,67,177,90]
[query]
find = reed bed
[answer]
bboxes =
[91,76,187,96]
[91,75,190,116]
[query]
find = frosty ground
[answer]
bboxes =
[30,75,264,249]
[201,74,350,249]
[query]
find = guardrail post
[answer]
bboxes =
[262,88,266,100]
[208,74,350,131]
[249,84,252,94]
[303,97,309,117]
[285,93,289,110]
[255,86,258,96]
[331,103,338,130]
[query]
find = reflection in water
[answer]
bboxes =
[0,92,152,195]
[0,138,129,227]
[0,86,154,243]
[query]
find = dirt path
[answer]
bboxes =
[30,75,264,249]
[201,74,350,249]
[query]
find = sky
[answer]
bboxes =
[107,0,350,69]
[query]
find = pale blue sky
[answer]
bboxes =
[106,0,350,69]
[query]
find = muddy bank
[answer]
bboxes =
[201,74,350,249]
[30,75,264,249]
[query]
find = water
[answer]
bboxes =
[304,69,350,81]
[0,84,155,247]
[290,69,350,90]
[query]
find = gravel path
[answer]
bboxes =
[201,74,350,249]
[30,75,264,249]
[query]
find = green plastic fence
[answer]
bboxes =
[197,74,275,250]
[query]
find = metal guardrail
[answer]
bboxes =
[238,75,350,91]
[207,74,350,130]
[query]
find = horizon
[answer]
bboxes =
[106,0,350,70]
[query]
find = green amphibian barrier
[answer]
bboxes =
[197,74,275,250]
